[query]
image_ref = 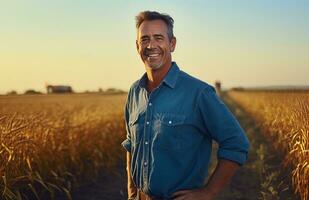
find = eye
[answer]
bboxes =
[140,38,149,44]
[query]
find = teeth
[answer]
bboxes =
[148,54,159,57]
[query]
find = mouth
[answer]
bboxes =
[144,52,162,60]
[147,53,160,57]
[142,50,164,69]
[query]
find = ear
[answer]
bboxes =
[170,37,176,52]
[136,40,140,52]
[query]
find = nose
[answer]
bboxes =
[147,38,156,49]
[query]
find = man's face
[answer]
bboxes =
[136,20,176,70]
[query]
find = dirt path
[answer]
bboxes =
[67,92,298,200]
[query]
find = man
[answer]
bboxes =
[121,11,249,200]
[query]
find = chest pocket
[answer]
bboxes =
[155,113,198,151]
[129,111,145,148]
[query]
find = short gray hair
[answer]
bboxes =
[135,11,175,41]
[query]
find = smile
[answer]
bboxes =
[145,52,162,59]
[147,53,160,57]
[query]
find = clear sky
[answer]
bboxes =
[1,0,308,94]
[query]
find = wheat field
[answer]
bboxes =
[0,94,127,199]
[1,91,308,200]
[228,90,309,200]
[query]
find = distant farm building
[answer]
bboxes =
[46,85,73,94]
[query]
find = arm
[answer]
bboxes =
[121,91,137,199]
[172,159,240,200]
[203,159,240,197]
[126,152,138,199]
[173,87,248,200]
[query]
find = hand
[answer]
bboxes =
[172,188,215,200]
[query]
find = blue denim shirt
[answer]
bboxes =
[122,62,249,199]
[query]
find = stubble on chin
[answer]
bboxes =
[144,57,164,70]
[148,62,163,70]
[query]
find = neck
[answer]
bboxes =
[145,61,172,92]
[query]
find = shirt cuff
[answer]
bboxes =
[121,138,132,152]
[217,148,248,165]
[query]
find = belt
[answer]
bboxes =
[138,190,171,200]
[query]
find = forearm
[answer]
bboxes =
[203,159,240,197]
[126,152,137,199]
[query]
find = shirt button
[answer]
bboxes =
[146,121,149,125]
[145,141,148,145]
[168,120,172,124]
[149,102,152,106]
[144,162,147,166]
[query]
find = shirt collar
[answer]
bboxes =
[138,62,180,90]
[162,62,179,89]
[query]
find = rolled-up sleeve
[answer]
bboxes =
[121,94,132,152]
[198,86,250,165]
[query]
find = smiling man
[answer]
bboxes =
[122,11,250,200]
